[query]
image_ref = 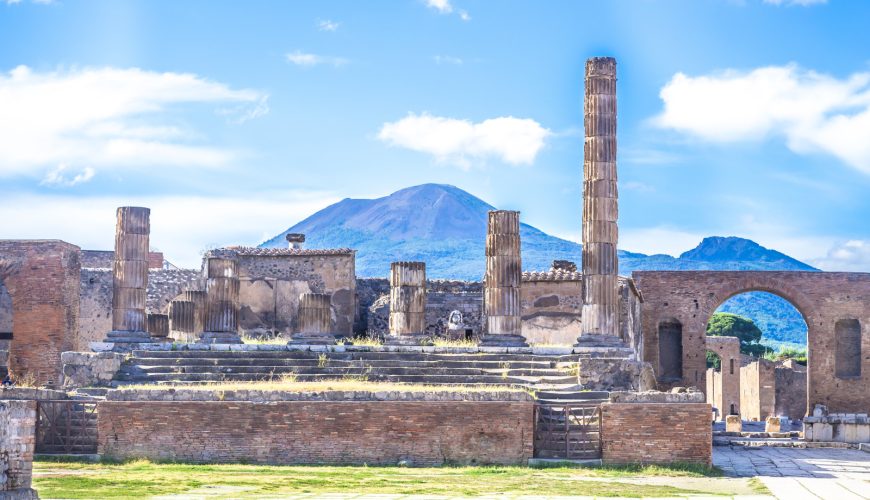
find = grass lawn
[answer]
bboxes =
[32,458,755,499]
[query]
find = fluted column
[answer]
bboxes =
[200,258,242,344]
[169,300,196,342]
[480,210,527,347]
[105,206,151,343]
[386,261,429,345]
[289,293,335,345]
[181,290,207,336]
[147,313,170,342]
[577,57,622,347]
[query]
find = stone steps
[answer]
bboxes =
[132,365,569,377]
[131,349,576,362]
[128,357,568,369]
[115,372,569,384]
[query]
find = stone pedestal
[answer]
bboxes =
[480,210,527,347]
[577,57,623,348]
[146,313,170,342]
[725,415,742,433]
[105,206,152,343]
[289,293,336,345]
[386,262,430,345]
[200,258,242,344]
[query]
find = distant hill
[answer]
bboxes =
[261,183,816,346]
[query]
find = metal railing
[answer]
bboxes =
[533,403,602,459]
[35,400,98,455]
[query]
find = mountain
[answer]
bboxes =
[261,183,816,346]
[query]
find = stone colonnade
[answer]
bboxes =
[105,207,151,343]
[481,210,527,347]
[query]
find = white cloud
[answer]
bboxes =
[653,64,870,174]
[40,164,95,187]
[433,55,463,65]
[317,19,340,32]
[378,113,551,167]
[0,191,339,268]
[285,51,348,67]
[810,240,870,272]
[3,0,56,4]
[763,0,827,5]
[458,9,471,21]
[0,65,268,177]
[426,0,453,14]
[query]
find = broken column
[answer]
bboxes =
[577,57,622,347]
[480,210,527,347]
[289,293,335,345]
[181,290,207,336]
[104,206,151,343]
[168,300,196,343]
[199,257,242,344]
[146,313,170,342]
[386,261,428,345]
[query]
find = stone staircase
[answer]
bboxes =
[113,350,582,389]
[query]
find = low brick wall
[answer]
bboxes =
[600,402,712,465]
[97,399,533,465]
[1,400,37,497]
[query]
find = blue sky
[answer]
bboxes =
[1,0,868,269]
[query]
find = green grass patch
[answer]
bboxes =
[33,459,731,498]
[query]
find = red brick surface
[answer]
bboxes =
[634,271,870,413]
[600,402,712,465]
[97,400,534,465]
[0,241,80,384]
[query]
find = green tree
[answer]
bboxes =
[706,312,772,360]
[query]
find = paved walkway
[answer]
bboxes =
[714,446,870,499]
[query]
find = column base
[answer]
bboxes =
[574,333,627,348]
[384,334,432,346]
[197,332,243,344]
[103,330,152,343]
[478,334,528,347]
[288,333,337,345]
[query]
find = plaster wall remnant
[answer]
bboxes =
[481,210,527,347]
[290,293,335,345]
[200,257,242,344]
[634,270,870,413]
[387,262,428,345]
[705,335,741,420]
[578,56,620,347]
[105,207,151,343]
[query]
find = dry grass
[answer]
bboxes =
[114,378,526,393]
[240,334,287,345]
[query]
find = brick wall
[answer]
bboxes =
[600,402,712,465]
[634,271,870,413]
[0,399,36,493]
[97,400,533,465]
[705,336,740,419]
[775,361,807,420]
[740,359,776,421]
[0,240,80,384]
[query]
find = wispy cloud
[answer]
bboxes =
[317,19,340,32]
[433,55,463,65]
[622,181,655,193]
[0,65,268,178]
[285,50,348,67]
[810,240,870,272]
[378,113,551,168]
[620,147,683,165]
[40,164,95,187]
[763,0,827,6]
[0,191,339,268]
[653,64,870,175]
[3,0,56,5]
[424,0,470,21]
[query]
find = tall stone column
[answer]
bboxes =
[289,293,335,345]
[480,210,527,347]
[105,206,151,343]
[386,261,429,345]
[200,258,242,344]
[577,57,622,347]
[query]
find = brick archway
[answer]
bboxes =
[634,271,870,414]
